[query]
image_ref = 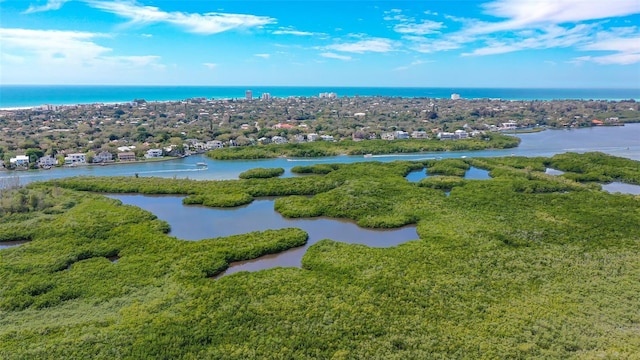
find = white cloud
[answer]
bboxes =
[455,0,640,37]
[326,38,396,53]
[482,0,640,28]
[0,27,164,83]
[86,0,276,35]
[408,38,462,53]
[393,59,432,71]
[202,62,217,69]
[394,20,443,35]
[0,28,111,60]
[577,35,640,64]
[398,0,640,62]
[254,53,270,59]
[23,0,70,14]
[272,28,323,36]
[320,52,352,61]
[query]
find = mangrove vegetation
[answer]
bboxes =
[1,152,639,359]
[205,133,520,160]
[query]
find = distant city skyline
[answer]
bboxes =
[1,0,639,88]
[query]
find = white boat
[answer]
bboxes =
[196,162,207,167]
[364,154,373,158]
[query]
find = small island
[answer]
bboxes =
[206,133,520,160]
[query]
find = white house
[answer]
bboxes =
[500,121,518,131]
[38,155,58,168]
[64,153,86,165]
[205,140,224,150]
[145,149,163,158]
[93,151,113,163]
[396,131,409,139]
[307,133,319,142]
[455,130,469,139]
[271,136,288,144]
[10,155,30,167]
[320,135,334,141]
[437,132,456,140]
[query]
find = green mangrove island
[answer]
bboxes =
[206,133,520,160]
[1,152,640,359]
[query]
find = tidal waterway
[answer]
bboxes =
[2,124,639,186]
[108,195,418,276]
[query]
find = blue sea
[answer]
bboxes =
[1,85,638,108]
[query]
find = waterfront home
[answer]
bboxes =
[500,121,518,131]
[437,132,456,140]
[10,155,29,167]
[205,140,224,150]
[411,130,429,139]
[396,131,410,139]
[118,152,136,161]
[307,133,319,142]
[38,155,58,168]
[455,130,469,139]
[145,149,163,158]
[64,153,86,165]
[381,132,395,140]
[93,151,113,163]
[320,135,335,141]
[271,136,288,144]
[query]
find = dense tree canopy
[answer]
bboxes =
[1,152,639,359]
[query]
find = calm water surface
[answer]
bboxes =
[405,166,491,182]
[109,195,418,275]
[0,240,29,249]
[602,182,640,195]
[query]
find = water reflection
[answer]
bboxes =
[109,195,418,275]
[0,240,29,250]
[465,167,491,180]
[545,168,565,176]
[405,169,428,182]
[406,166,491,182]
[602,182,640,195]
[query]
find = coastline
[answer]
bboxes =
[1,85,639,109]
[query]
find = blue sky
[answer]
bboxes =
[1,0,639,87]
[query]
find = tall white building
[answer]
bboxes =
[245,90,253,100]
[451,93,461,100]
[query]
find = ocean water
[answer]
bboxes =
[1,85,638,108]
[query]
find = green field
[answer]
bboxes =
[1,152,639,359]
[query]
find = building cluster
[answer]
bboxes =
[0,93,635,170]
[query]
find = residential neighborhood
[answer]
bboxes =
[0,94,636,170]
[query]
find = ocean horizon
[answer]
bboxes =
[1,85,638,109]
